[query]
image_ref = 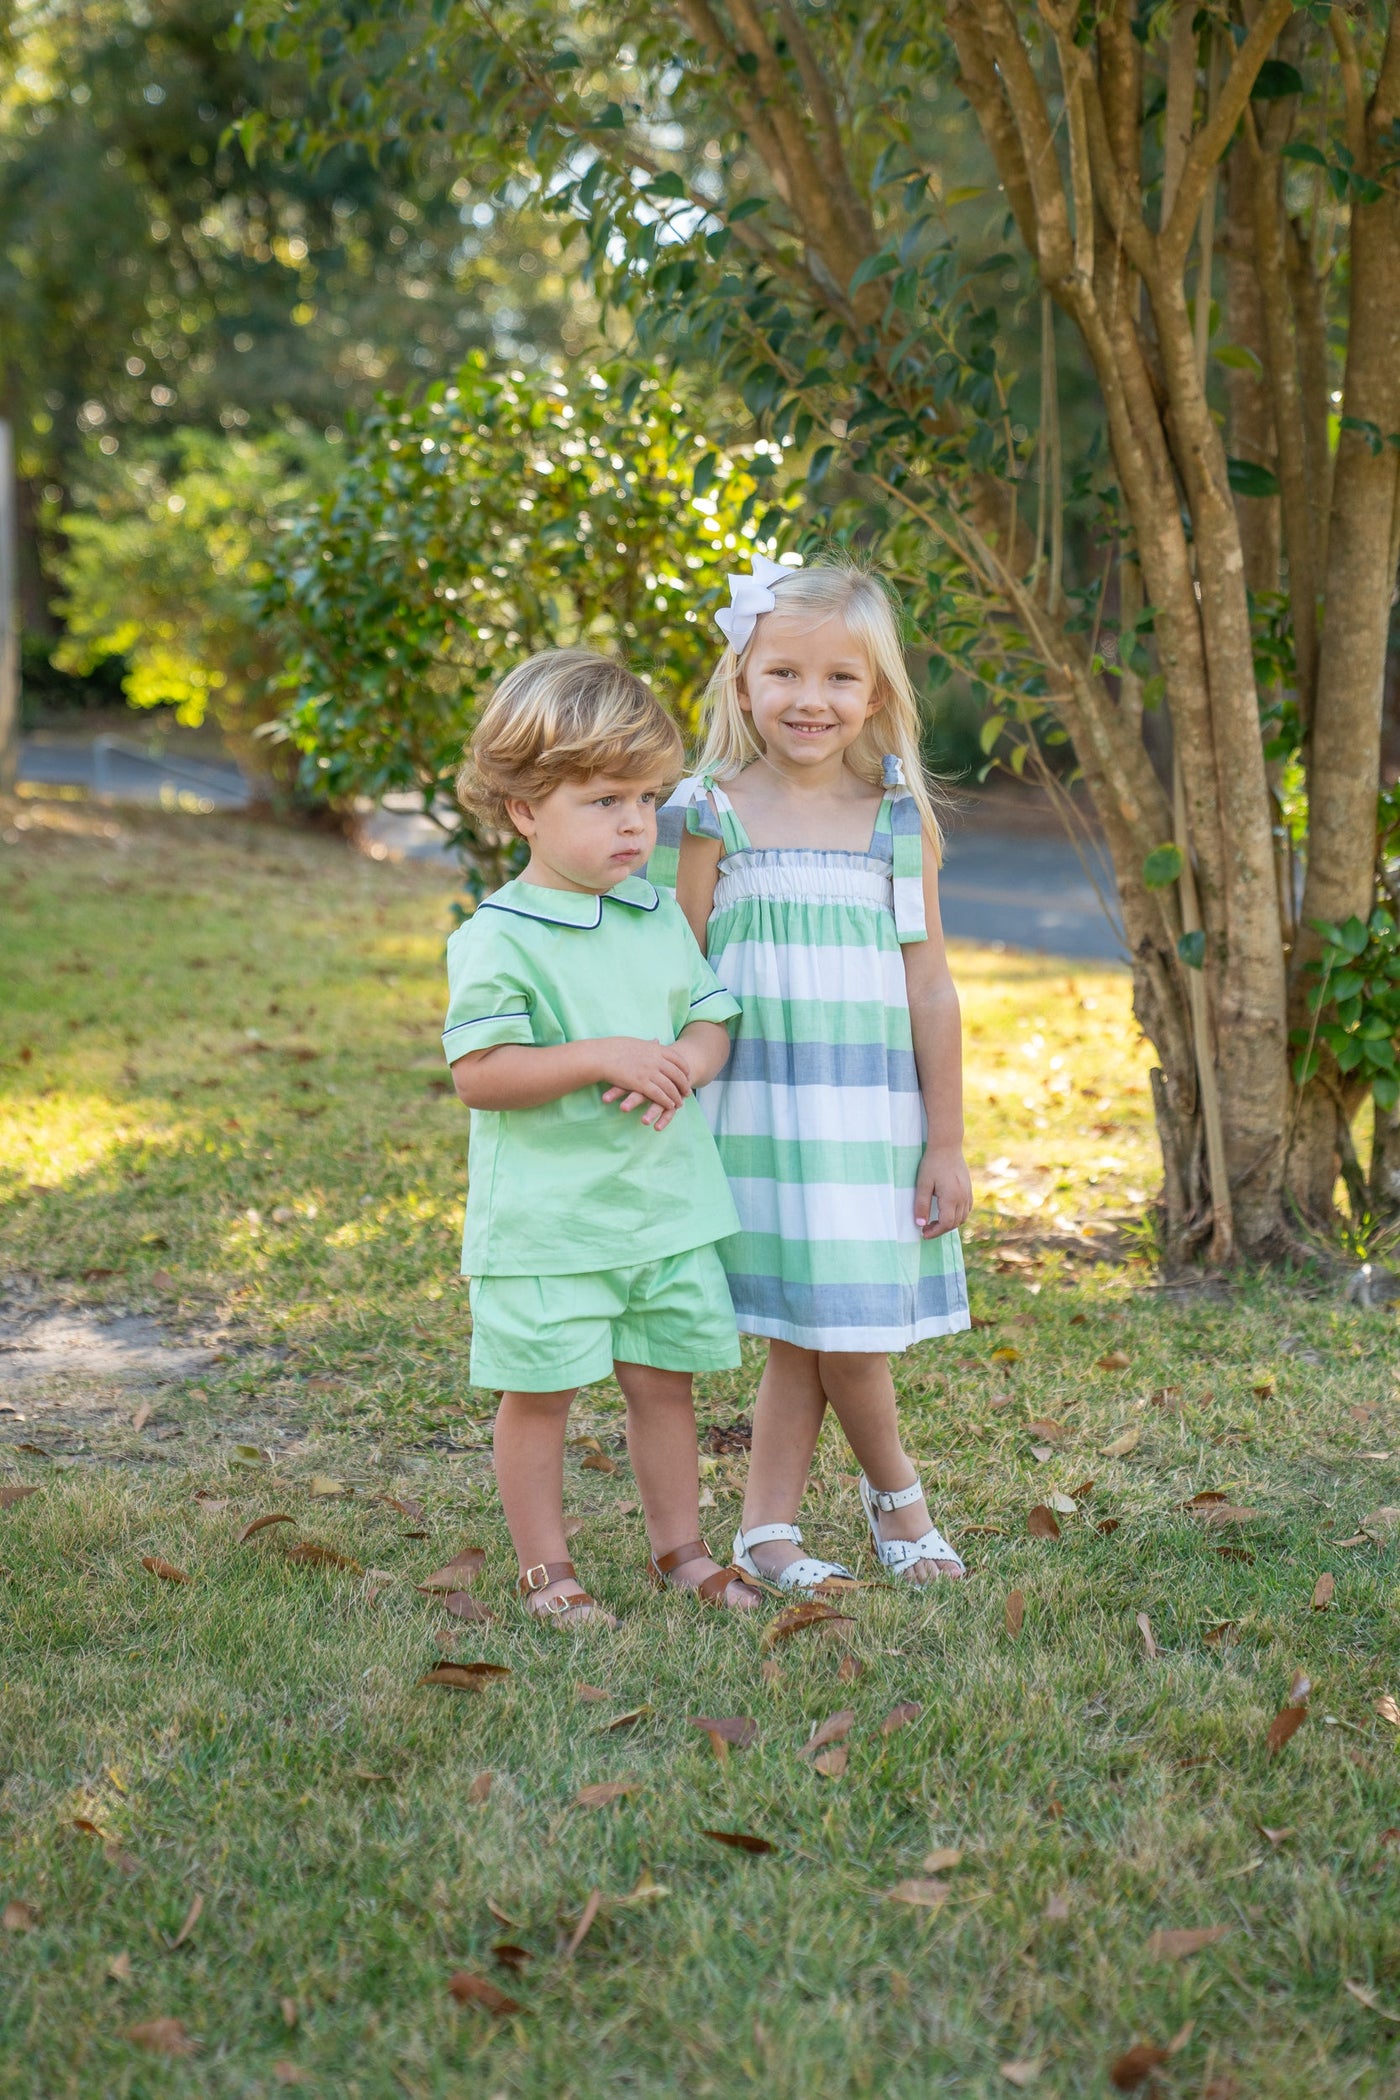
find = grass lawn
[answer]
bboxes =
[2,796,1399,2100]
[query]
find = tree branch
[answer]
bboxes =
[943,1,1038,258]
[1162,0,1293,273]
[976,0,1074,287]
[1330,8,1366,168]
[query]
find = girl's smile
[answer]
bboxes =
[739,611,882,776]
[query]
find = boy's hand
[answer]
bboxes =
[914,1145,972,1239]
[599,1038,693,1129]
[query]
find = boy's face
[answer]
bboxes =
[506,772,667,894]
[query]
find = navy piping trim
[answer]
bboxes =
[688,988,735,1008]
[442,1010,531,1038]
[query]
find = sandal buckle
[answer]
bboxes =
[522,1561,551,1594]
[541,1591,575,1615]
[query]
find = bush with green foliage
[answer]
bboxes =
[263,355,794,880]
[50,430,329,771]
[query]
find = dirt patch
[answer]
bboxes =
[0,1305,219,1391]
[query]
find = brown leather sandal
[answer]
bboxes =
[516,1559,614,1626]
[648,1538,762,1609]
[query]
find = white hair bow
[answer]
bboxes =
[714,552,790,654]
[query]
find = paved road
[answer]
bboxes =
[20,736,1124,962]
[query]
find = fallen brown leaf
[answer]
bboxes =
[307,1476,348,1499]
[922,1847,963,1874]
[699,1829,774,1854]
[1258,1824,1296,1846]
[467,1771,492,1804]
[562,1514,585,1539]
[1380,1828,1400,1846]
[1097,1350,1131,1371]
[418,1663,512,1692]
[1097,1518,1121,1535]
[107,1952,132,1983]
[760,1658,783,1686]
[280,1997,298,2028]
[141,1556,190,1585]
[447,1970,521,2015]
[580,1452,618,1475]
[1005,1589,1025,1637]
[167,1892,203,1950]
[418,1546,487,1592]
[1026,1418,1068,1442]
[990,1346,1021,1364]
[1070,1477,1096,1499]
[352,1771,392,1784]
[575,1683,610,1702]
[1000,2061,1041,2088]
[1344,1980,1400,2022]
[562,1888,601,1961]
[798,1710,855,1762]
[1375,1694,1400,1727]
[125,2018,198,2056]
[236,1513,294,1543]
[132,1402,153,1433]
[486,1899,520,1928]
[1362,1506,1400,1536]
[836,1652,863,1683]
[1102,1427,1142,1458]
[881,1701,922,1736]
[687,1715,757,1749]
[1267,1675,1310,1756]
[610,1870,670,1907]
[1214,1543,1254,1562]
[887,1877,950,1908]
[812,1745,848,1777]
[1026,1505,1061,1540]
[1030,1445,1054,1464]
[373,1494,425,1521]
[1043,1891,1070,1921]
[1203,1622,1239,1647]
[1109,2042,1168,2089]
[1145,1924,1229,1960]
[573,1780,638,1809]
[763,1601,854,1648]
[2,1900,37,1932]
[0,1485,39,1510]
[1312,1573,1335,1611]
[442,1592,495,1623]
[602,1705,654,1732]
[271,2066,313,2088]
[1194,1503,1261,1526]
[285,1541,362,1571]
[1253,1379,1276,1399]
[493,1942,530,1972]
[1048,1491,1078,1514]
[1136,1611,1159,1660]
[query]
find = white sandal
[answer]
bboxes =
[732,1522,858,1594]
[858,1476,966,1580]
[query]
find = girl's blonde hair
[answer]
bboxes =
[458,648,684,833]
[694,559,943,859]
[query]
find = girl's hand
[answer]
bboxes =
[914,1145,972,1239]
[600,1038,693,1128]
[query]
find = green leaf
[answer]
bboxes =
[1375,1074,1400,1113]
[728,197,768,222]
[1141,673,1166,710]
[945,185,988,205]
[978,713,1006,756]
[1293,1047,1321,1084]
[807,444,836,485]
[1177,929,1206,971]
[1227,457,1280,499]
[1216,344,1264,375]
[1251,59,1305,100]
[1341,415,1384,456]
[1281,141,1329,167]
[849,249,900,293]
[647,171,688,200]
[691,452,719,498]
[1339,914,1371,958]
[1143,842,1185,890]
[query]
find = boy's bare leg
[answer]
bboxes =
[817,1352,962,1581]
[615,1361,758,1609]
[493,1387,612,1619]
[738,1339,828,1577]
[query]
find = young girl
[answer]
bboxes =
[651,558,972,1591]
[446,649,760,1623]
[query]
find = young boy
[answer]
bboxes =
[444,648,759,1623]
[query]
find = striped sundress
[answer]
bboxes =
[650,771,970,1353]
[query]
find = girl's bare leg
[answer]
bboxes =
[616,1361,757,1608]
[493,1388,612,1619]
[738,1339,828,1577]
[817,1352,962,1581]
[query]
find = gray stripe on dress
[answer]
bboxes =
[724,1036,921,1092]
[726,1271,967,1330]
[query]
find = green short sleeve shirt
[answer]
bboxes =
[443,874,742,1277]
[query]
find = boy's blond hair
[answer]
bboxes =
[694,559,944,859]
[458,649,684,834]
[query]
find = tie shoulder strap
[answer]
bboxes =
[887,786,928,945]
[649,775,724,890]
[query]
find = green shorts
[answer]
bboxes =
[468,1242,740,1393]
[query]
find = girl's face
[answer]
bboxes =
[739,611,881,772]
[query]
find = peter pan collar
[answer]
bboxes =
[478,874,660,927]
